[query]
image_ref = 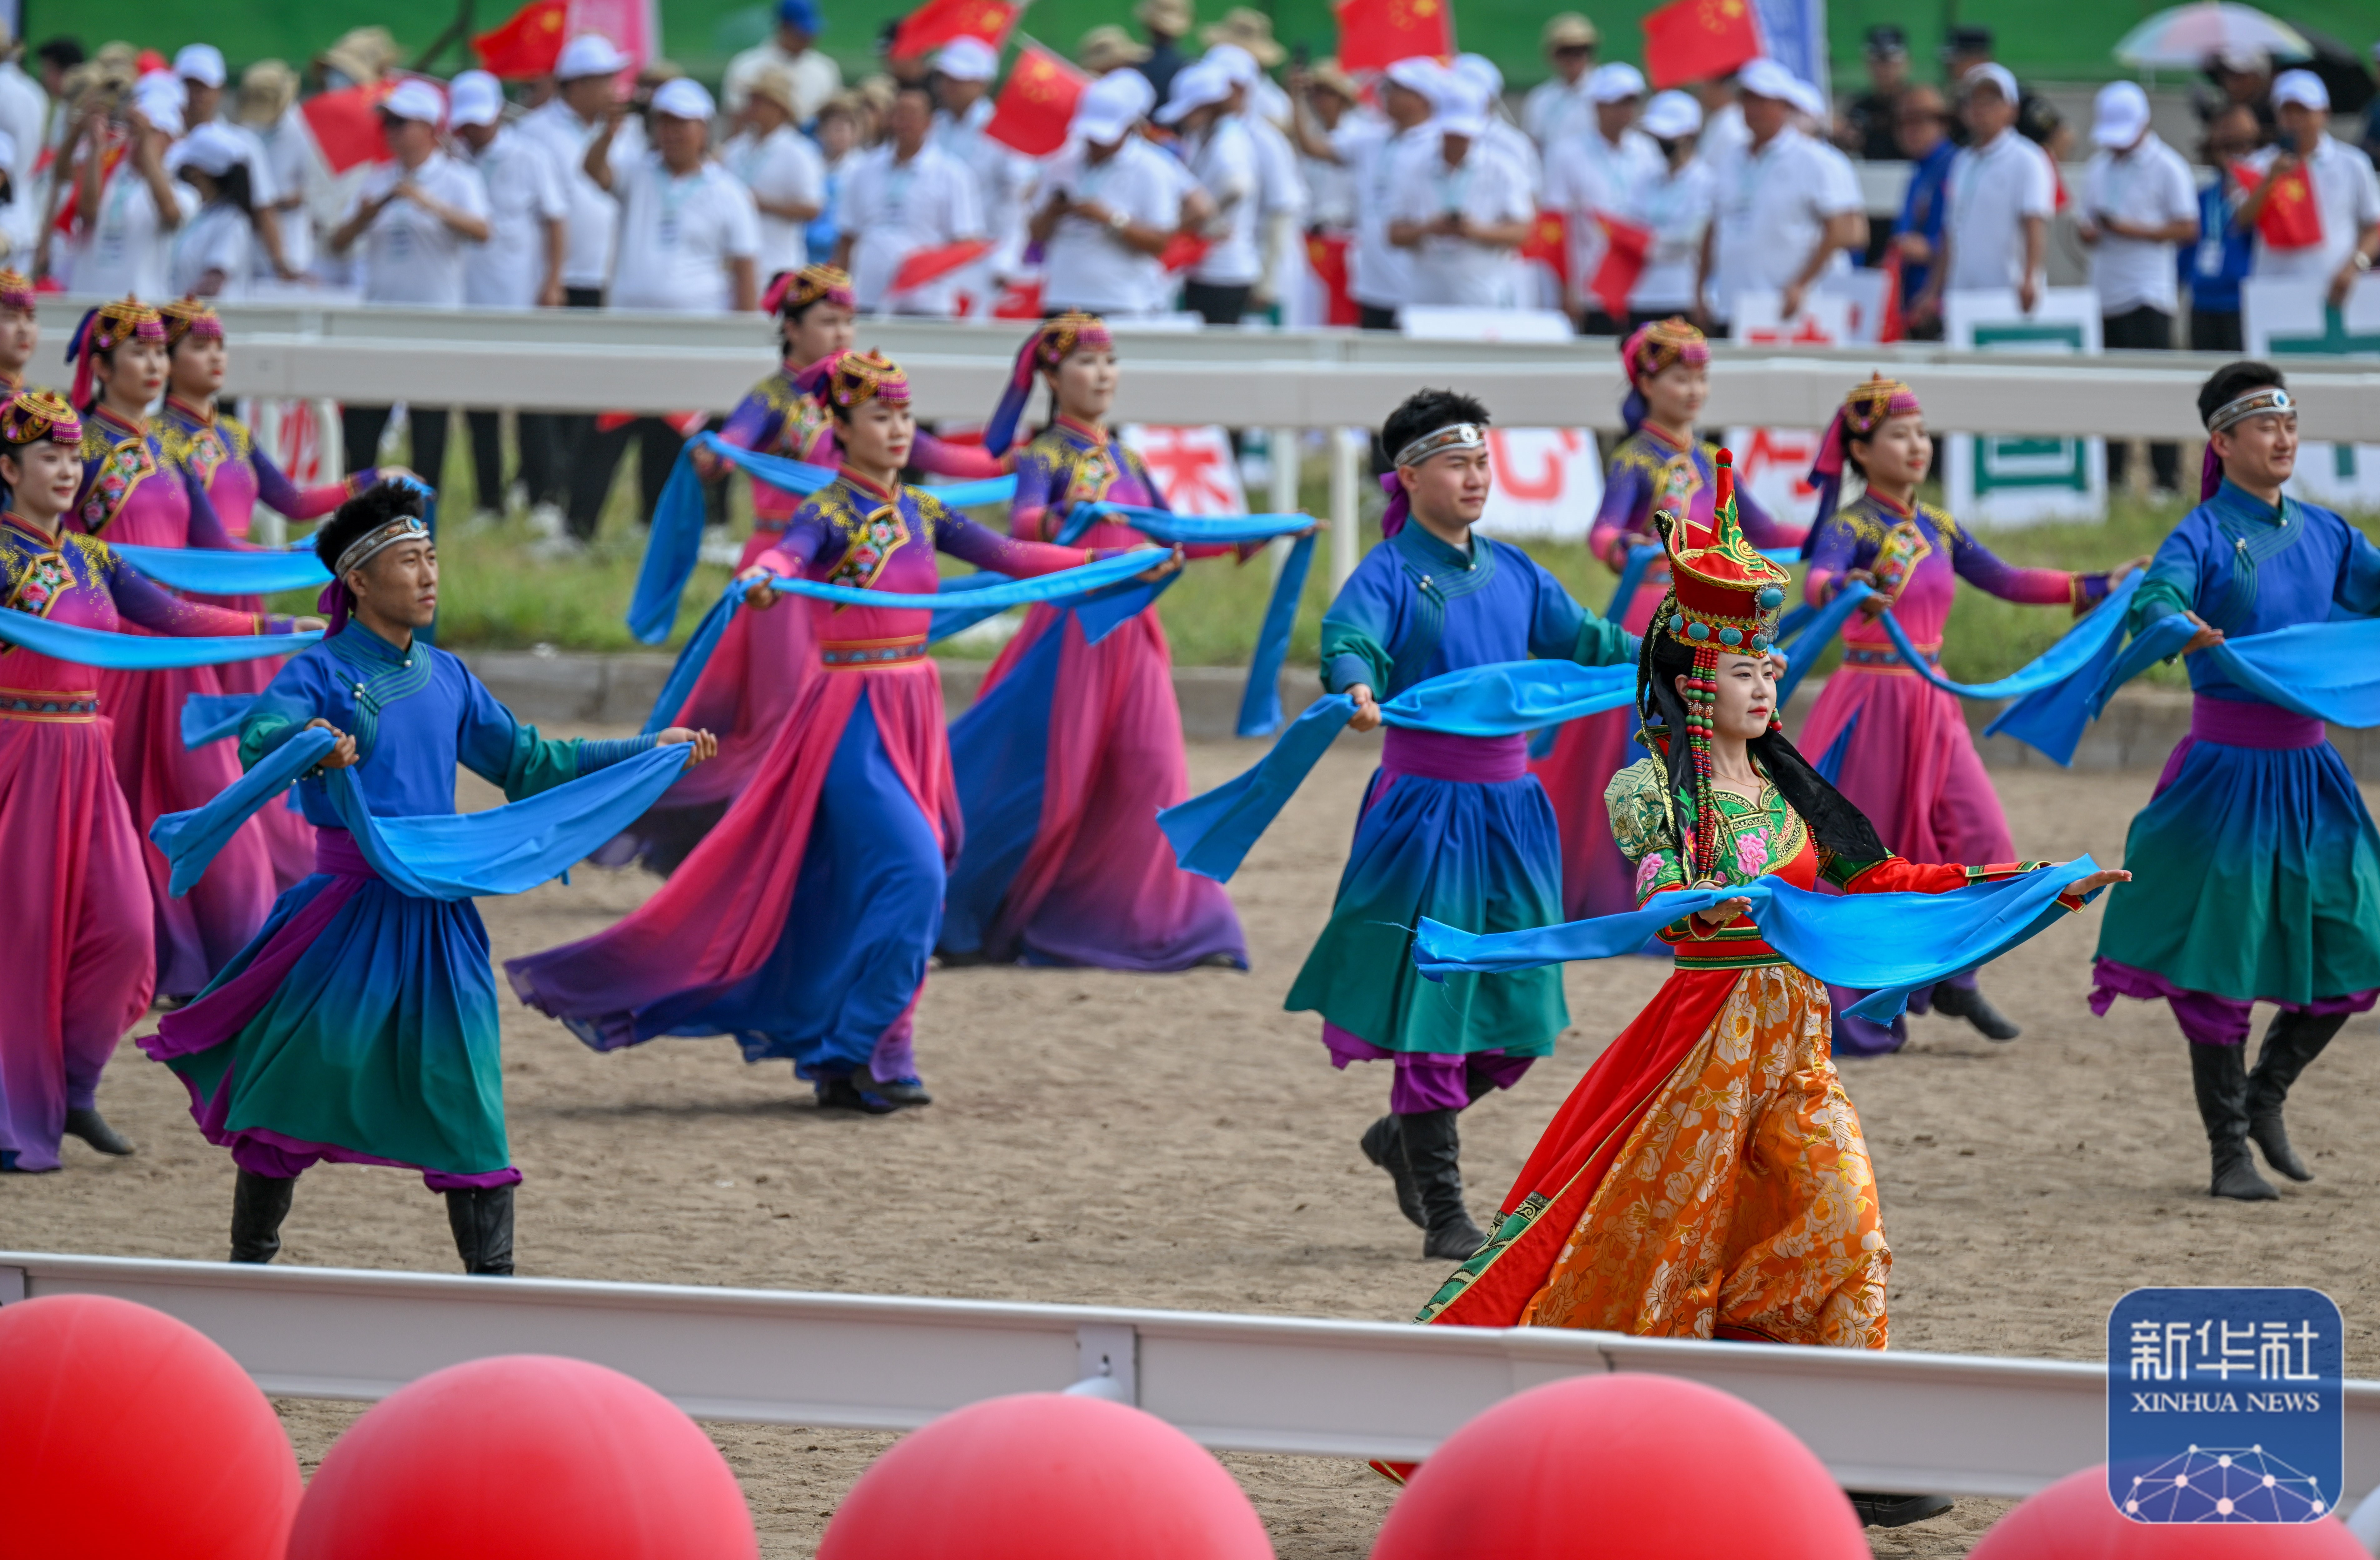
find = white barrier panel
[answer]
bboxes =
[5,1252,2379,1502]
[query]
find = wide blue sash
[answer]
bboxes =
[112,543,331,595]
[0,609,318,668]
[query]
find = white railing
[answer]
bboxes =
[6,1251,2378,1503]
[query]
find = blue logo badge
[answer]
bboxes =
[2107,1287,2342,1523]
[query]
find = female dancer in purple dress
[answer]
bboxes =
[64,298,280,999]
[0,390,312,1171]
[1530,318,1803,920]
[157,296,386,891]
[1799,375,2136,1051]
[509,351,1172,1112]
[939,312,1262,970]
[616,266,1012,873]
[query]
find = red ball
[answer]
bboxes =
[1970,1466,2370,1558]
[0,1293,301,1559]
[818,1392,1275,1560]
[1371,1373,1868,1560]
[286,1355,758,1560]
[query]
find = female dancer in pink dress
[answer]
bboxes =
[1530,318,1803,920]
[509,351,1168,1112]
[65,298,279,999]
[156,297,384,891]
[940,312,1259,969]
[1799,376,2135,1051]
[0,390,311,1171]
[613,266,1011,873]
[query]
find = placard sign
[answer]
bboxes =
[2107,1287,2343,1524]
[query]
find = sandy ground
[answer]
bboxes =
[10,737,2379,1557]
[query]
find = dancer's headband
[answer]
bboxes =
[2205,385,2292,435]
[1391,421,1486,470]
[335,513,431,578]
[158,296,225,348]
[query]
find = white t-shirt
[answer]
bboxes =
[2245,136,2380,284]
[931,98,1034,274]
[606,152,762,314]
[1306,111,1382,231]
[1943,129,2058,295]
[1388,139,1534,307]
[253,107,320,278]
[1039,136,1189,317]
[1188,116,1263,286]
[519,100,645,291]
[838,141,982,312]
[1349,122,1431,310]
[724,124,826,282]
[1483,120,1543,199]
[344,150,492,307]
[2081,133,2198,316]
[168,201,253,300]
[464,125,568,309]
[0,63,44,197]
[1522,76,1592,150]
[1544,126,1662,302]
[74,161,200,301]
[1631,158,1716,313]
[1705,125,1861,323]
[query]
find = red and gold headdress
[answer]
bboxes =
[1806,374,1923,530]
[67,297,165,409]
[0,390,82,447]
[763,263,855,318]
[158,296,226,349]
[1618,316,1710,435]
[1651,449,1793,882]
[0,269,34,312]
[794,348,911,412]
[986,311,1113,456]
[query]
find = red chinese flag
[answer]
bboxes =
[1642,0,1762,91]
[1520,208,1569,292]
[2232,160,2324,251]
[1588,211,1651,318]
[1160,231,1212,274]
[890,0,1021,60]
[891,238,996,291]
[301,83,391,175]
[472,0,570,79]
[1334,0,1453,74]
[1306,232,1358,325]
[985,42,1087,157]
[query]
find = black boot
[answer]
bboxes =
[445,1186,516,1275]
[63,1106,134,1155]
[230,1170,296,1263]
[2189,1043,2278,1201]
[1929,981,2020,1041]
[2245,1010,2346,1182]
[1400,1110,1487,1261]
[1361,1115,1424,1229]
[1846,1491,1955,1528]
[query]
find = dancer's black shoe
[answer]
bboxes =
[230,1170,296,1263]
[1846,1491,1955,1528]
[816,1077,900,1114]
[1929,981,2020,1041]
[64,1106,134,1155]
[871,1080,934,1107]
[1401,1110,1487,1261]
[446,1186,516,1275]
[2189,1042,2278,1201]
[2245,1009,2345,1182]
[1360,1115,1424,1229]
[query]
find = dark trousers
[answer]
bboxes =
[1356,301,1398,332]
[1577,307,1624,336]
[2102,305,2180,493]
[344,404,449,499]
[2190,308,2243,354]
[463,409,564,514]
[1183,279,1253,326]
[565,417,686,542]
[545,286,607,531]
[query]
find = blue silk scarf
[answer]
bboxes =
[111,543,332,595]
[0,609,319,668]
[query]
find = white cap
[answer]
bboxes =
[2090,80,2150,147]
[1452,53,1502,97]
[1962,62,2019,105]
[650,76,716,121]
[1641,89,1702,139]
[381,77,446,125]
[1735,57,1799,103]
[1436,106,1487,139]
[174,43,227,87]
[176,121,249,176]
[555,32,630,81]
[936,37,999,82]
[1784,77,1825,118]
[132,76,187,136]
[1071,66,1153,143]
[1203,41,1259,87]
[1587,61,1645,103]
[1156,59,1232,124]
[1382,56,1447,100]
[449,69,504,127]
[2272,68,2329,112]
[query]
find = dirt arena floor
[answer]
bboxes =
[11,734,2379,1557]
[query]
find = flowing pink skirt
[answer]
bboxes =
[1795,662,2014,865]
[210,593,316,892]
[1530,572,1666,921]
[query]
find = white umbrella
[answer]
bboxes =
[2113,2,2311,67]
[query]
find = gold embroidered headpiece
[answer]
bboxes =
[0,390,82,446]
[158,296,225,348]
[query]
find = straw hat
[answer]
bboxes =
[1077,24,1153,72]
[1305,56,1359,101]
[235,59,300,127]
[1199,6,1283,67]
[317,25,399,86]
[747,61,803,116]
[1135,0,1193,40]
[1541,13,1599,50]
